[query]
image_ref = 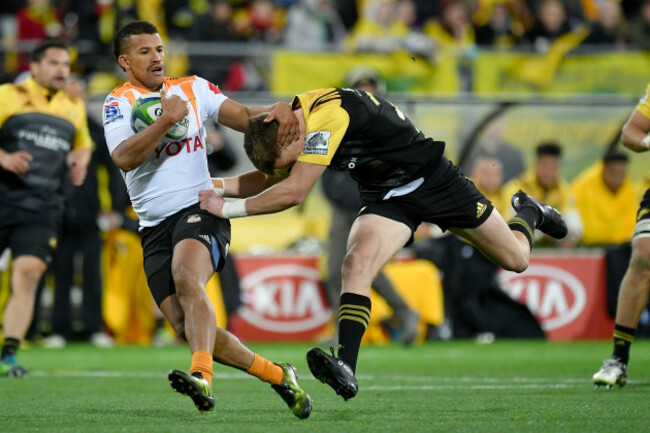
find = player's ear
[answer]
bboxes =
[117,55,129,71]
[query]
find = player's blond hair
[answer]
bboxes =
[244,113,281,175]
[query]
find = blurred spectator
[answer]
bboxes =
[17,0,62,42]
[43,76,123,349]
[165,0,210,39]
[423,0,477,58]
[187,0,247,85]
[570,149,637,246]
[474,1,531,47]
[581,0,627,48]
[16,0,63,71]
[395,0,435,56]
[189,0,245,42]
[628,0,650,51]
[284,0,347,50]
[462,117,525,184]
[470,158,509,215]
[503,142,582,247]
[346,0,411,54]
[233,0,285,43]
[519,0,574,52]
[333,0,359,30]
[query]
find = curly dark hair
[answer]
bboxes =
[113,20,159,70]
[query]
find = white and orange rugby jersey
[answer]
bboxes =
[102,76,228,227]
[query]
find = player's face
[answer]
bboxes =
[120,33,165,90]
[274,140,303,169]
[30,48,70,93]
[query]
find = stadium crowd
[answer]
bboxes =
[0,0,649,89]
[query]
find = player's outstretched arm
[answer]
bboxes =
[217,99,299,146]
[621,109,650,152]
[200,161,324,219]
[111,89,188,171]
[211,169,288,198]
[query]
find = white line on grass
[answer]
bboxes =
[27,370,648,387]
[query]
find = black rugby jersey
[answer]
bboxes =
[292,87,445,201]
[0,77,92,212]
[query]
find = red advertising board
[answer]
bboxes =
[230,252,615,342]
[498,252,615,340]
[228,255,331,341]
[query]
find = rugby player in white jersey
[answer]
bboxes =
[102,20,311,418]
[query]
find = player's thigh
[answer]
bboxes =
[450,209,523,262]
[10,224,58,267]
[346,213,412,276]
[170,207,232,287]
[171,238,214,287]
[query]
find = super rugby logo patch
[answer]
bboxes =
[304,131,330,155]
[103,101,123,124]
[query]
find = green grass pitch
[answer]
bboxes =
[1,340,649,432]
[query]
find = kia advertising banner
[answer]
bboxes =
[499,252,614,341]
[227,255,331,341]
[230,253,615,342]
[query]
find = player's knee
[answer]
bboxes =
[501,252,529,273]
[171,266,199,296]
[628,247,650,277]
[341,249,373,279]
[12,262,46,293]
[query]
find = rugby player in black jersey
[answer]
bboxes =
[200,87,567,400]
[0,41,92,377]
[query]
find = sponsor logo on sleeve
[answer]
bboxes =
[303,130,330,155]
[208,81,221,95]
[103,101,123,124]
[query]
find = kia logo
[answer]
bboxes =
[499,264,587,331]
[239,264,331,333]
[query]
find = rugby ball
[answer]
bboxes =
[130,92,190,140]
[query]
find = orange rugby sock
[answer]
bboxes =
[190,350,213,385]
[246,353,283,385]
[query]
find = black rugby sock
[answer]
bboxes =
[508,207,538,249]
[337,293,371,373]
[612,324,636,365]
[1,337,20,360]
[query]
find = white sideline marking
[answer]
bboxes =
[365,384,578,391]
[28,370,648,388]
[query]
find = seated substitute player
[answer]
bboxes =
[592,83,650,389]
[198,87,568,400]
[103,21,311,417]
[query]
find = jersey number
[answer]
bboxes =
[363,91,406,121]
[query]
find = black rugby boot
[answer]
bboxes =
[306,347,358,401]
[511,190,568,239]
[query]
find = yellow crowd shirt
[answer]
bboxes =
[503,170,573,214]
[570,162,637,246]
